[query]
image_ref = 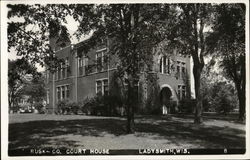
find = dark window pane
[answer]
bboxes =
[66,86,70,98]
[103,79,109,95]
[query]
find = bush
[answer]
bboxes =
[33,102,45,114]
[179,99,196,114]
[80,95,122,116]
[201,81,238,114]
[81,97,94,115]
[70,102,80,115]
[56,95,124,116]
[213,94,235,115]
[170,100,178,113]
[57,99,70,114]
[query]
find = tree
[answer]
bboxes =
[206,4,246,121]
[71,4,176,133]
[7,4,71,70]
[21,73,46,104]
[201,64,238,113]
[8,58,37,111]
[165,4,213,123]
[8,4,228,129]
[8,4,174,133]
[211,82,238,114]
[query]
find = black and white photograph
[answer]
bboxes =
[1,0,249,159]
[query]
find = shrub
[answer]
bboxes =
[81,97,94,115]
[33,102,46,114]
[170,100,178,113]
[179,99,196,114]
[57,99,70,114]
[70,102,80,115]
[80,95,123,116]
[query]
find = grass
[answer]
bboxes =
[9,113,245,150]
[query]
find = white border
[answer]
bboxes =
[1,0,249,160]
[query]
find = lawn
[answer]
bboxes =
[9,113,245,150]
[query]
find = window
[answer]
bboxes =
[61,86,65,99]
[96,79,109,96]
[66,57,70,77]
[96,52,103,72]
[62,61,66,79]
[178,84,186,100]
[46,89,50,104]
[60,62,63,79]
[83,56,88,67]
[46,70,50,83]
[96,80,102,95]
[176,62,180,79]
[160,58,162,73]
[65,85,70,99]
[182,85,186,99]
[103,79,109,96]
[178,85,181,99]
[167,58,171,74]
[83,56,89,75]
[159,55,171,74]
[96,49,107,72]
[181,62,186,79]
[57,85,70,102]
[57,87,61,102]
[176,61,186,79]
[78,57,83,75]
[163,56,167,73]
[57,66,61,80]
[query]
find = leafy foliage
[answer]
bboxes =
[7,4,71,69]
[206,4,245,120]
[8,58,38,110]
[20,73,46,103]
[7,3,246,128]
[202,81,238,114]
[163,4,214,123]
[201,63,239,114]
[70,4,177,132]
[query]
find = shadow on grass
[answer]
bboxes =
[135,116,245,148]
[9,116,245,150]
[173,113,244,124]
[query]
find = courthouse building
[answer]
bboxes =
[45,37,195,114]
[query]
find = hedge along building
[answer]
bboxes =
[45,37,195,115]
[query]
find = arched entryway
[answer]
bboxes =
[160,85,173,115]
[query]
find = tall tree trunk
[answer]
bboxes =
[126,104,135,133]
[193,65,203,124]
[9,92,15,113]
[236,83,245,121]
[9,96,12,113]
[126,77,135,134]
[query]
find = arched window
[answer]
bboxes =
[159,55,171,74]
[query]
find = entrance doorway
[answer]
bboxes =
[160,86,172,115]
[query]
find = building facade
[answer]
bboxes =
[45,38,194,115]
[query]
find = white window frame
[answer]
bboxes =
[96,48,107,72]
[160,56,171,75]
[46,89,50,104]
[56,84,70,102]
[176,60,186,79]
[178,84,186,100]
[65,58,69,78]
[60,62,63,80]
[95,78,109,96]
